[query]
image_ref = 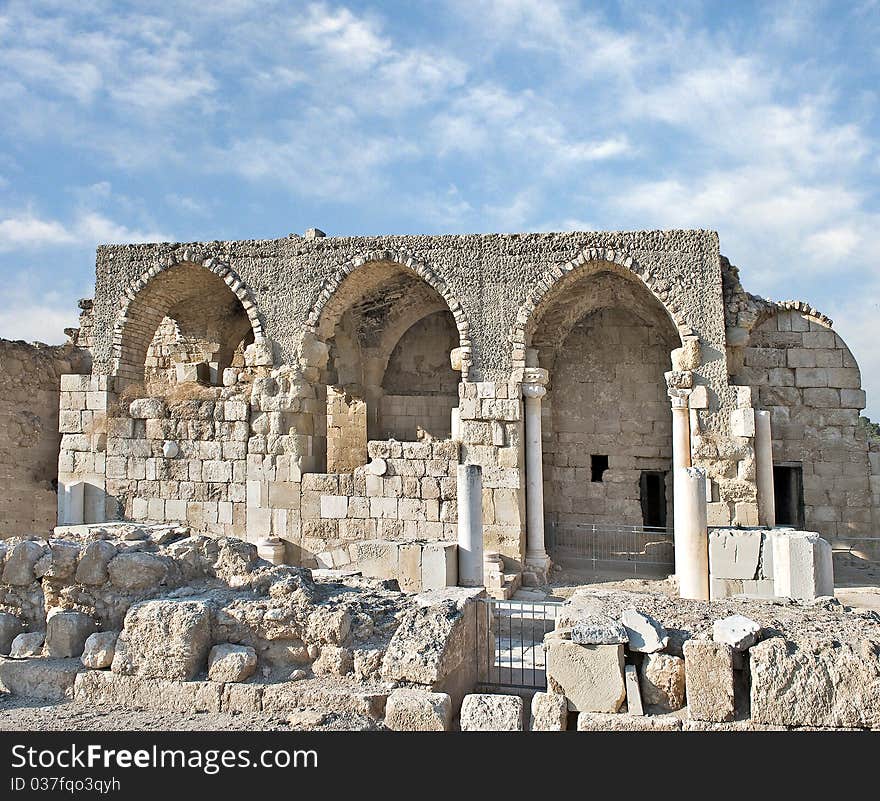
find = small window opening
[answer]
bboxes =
[591,454,609,483]
[773,464,804,528]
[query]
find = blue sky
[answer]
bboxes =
[1,0,879,415]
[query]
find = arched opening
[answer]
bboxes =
[115,262,257,391]
[311,259,464,473]
[526,264,681,556]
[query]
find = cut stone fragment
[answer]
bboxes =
[45,611,98,658]
[545,636,625,713]
[81,631,119,669]
[640,652,686,711]
[624,664,644,715]
[620,608,669,653]
[570,614,628,645]
[384,688,452,731]
[10,631,45,658]
[530,691,568,731]
[208,643,257,683]
[712,614,761,651]
[460,693,523,731]
[0,612,25,655]
[683,639,735,723]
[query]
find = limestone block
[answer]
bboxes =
[706,502,731,527]
[460,693,523,731]
[398,542,423,592]
[312,645,353,676]
[2,540,45,585]
[320,495,348,518]
[420,542,457,590]
[81,631,119,669]
[75,540,118,585]
[530,691,569,731]
[46,611,98,658]
[620,608,668,653]
[10,631,45,658]
[128,398,167,419]
[176,361,210,384]
[734,502,759,527]
[683,640,735,722]
[74,671,222,713]
[304,607,351,645]
[625,664,644,715]
[107,552,167,590]
[385,688,452,731]
[208,643,258,682]
[111,599,212,681]
[772,531,834,600]
[750,637,880,728]
[545,638,625,712]
[570,614,629,645]
[0,656,84,701]
[708,528,761,580]
[349,540,399,580]
[640,652,686,711]
[33,539,80,581]
[712,615,760,651]
[576,711,682,731]
[730,408,755,438]
[0,613,25,654]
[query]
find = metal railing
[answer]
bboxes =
[547,522,675,576]
[475,597,563,690]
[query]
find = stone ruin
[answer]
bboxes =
[0,227,879,730]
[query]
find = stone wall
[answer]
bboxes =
[542,307,676,530]
[736,308,872,538]
[0,340,88,538]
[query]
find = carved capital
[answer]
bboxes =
[522,367,549,400]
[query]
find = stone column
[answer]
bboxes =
[457,464,484,587]
[754,410,776,528]
[674,466,709,600]
[670,393,692,470]
[450,347,463,442]
[522,367,551,580]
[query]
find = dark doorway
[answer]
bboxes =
[773,464,804,528]
[591,454,609,482]
[640,470,668,528]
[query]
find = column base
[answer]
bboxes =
[524,553,552,585]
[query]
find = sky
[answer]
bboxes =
[1,0,879,415]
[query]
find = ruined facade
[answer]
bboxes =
[20,229,874,581]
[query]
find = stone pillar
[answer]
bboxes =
[457,464,484,587]
[522,367,551,581]
[59,481,84,526]
[754,410,776,528]
[670,393,692,470]
[674,466,709,600]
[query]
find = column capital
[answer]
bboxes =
[522,367,549,399]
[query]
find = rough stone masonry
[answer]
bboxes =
[1,228,878,586]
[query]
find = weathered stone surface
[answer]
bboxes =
[81,631,119,669]
[620,608,668,653]
[2,541,45,585]
[384,688,452,731]
[260,680,387,719]
[74,670,222,712]
[640,652,686,711]
[10,631,45,658]
[34,540,80,581]
[576,711,683,731]
[712,614,760,651]
[772,531,834,601]
[460,693,524,731]
[0,612,25,654]
[530,691,569,731]
[312,645,353,676]
[75,540,118,585]
[709,528,762,580]
[304,606,351,645]
[107,552,167,591]
[570,614,628,645]
[45,611,98,658]
[683,639,735,722]
[111,599,212,680]
[0,656,84,700]
[208,643,257,682]
[750,637,880,728]
[625,663,644,715]
[128,398,167,419]
[545,637,625,713]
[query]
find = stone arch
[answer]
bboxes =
[747,300,834,338]
[111,255,264,384]
[306,250,471,380]
[509,246,689,370]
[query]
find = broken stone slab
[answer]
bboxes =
[570,614,629,645]
[384,688,453,731]
[111,598,212,681]
[2,540,45,586]
[46,610,98,658]
[640,652,686,711]
[107,551,168,591]
[10,631,45,658]
[750,637,880,729]
[530,691,569,731]
[683,639,735,723]
[625,664,644,715]
[772,531,834,601]
[0,612,25,654]
[208,643,257,683]
[545,636,625,713]
[460,693,524,731]
[81,631,119,669]
[0,657,85,701]
[576,711,683,731]
[712,614,761,651]
[74,670,222,713]
[620,608,668,653]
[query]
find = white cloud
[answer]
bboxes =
[0,211,168,251]
[0,215,75,250]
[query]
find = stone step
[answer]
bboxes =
[0,656,85,701]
